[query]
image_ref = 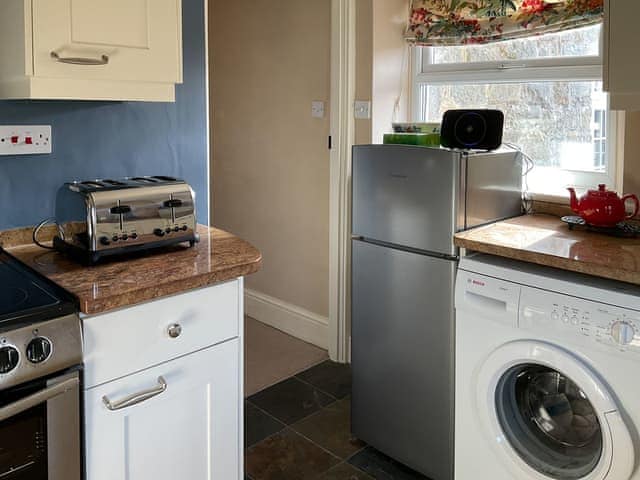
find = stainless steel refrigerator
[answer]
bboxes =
[351,145,523,480]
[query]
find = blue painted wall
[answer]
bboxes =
[0,0,208,229]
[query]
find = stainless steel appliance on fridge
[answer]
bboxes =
[351,145,523,480]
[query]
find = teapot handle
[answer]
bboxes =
[622,194,640,219]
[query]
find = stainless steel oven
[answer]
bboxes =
[0,368,82,480]
[0,250,83,480]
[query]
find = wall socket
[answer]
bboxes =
[354,101,371,120]
[311,101,325,119]
[0,126,52,155]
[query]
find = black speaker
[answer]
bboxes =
[440,109,504,151]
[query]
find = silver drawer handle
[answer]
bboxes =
[103,376,167,411]
[51,51,109,65]
[168,323,182,338]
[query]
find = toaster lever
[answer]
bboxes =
[163,199,183,208]
[110,205,132,215]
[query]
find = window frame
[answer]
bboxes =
[411,31,623,197]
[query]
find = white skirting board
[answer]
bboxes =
[244,289,329,350]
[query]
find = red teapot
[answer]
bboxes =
[567,184,639,227]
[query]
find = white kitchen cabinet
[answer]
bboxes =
[85,339,241,480]
[604,0,640,110]
[83,279,244,480]
[0,0,183,102]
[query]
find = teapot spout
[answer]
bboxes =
[567,187,579,214]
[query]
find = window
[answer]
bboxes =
[412,25,619,196]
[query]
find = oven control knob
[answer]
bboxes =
[0,346,19,373]
[26,338,52,364]
[153,228,166,237]
[100,236,111,246]
[611,321,635,346]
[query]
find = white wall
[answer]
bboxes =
[210,0,331,323]
[371,0,411,143]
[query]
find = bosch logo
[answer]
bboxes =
[472,279,485,287]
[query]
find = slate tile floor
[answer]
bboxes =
[245,360,430,480]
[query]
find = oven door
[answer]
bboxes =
[0,370,81,480]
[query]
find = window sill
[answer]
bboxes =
[527,191,570,205]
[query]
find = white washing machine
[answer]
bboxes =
[455,253,640,480]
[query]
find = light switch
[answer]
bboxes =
[0,126,52,155]
[354,101,371,119]
[311,101,325,119]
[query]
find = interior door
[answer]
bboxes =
[84,339,241,480]
[32,0,182,83]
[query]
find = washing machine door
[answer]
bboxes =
[476,341,635,480]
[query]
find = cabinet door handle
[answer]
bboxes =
[51,51,109,66]
[102,376,167,411]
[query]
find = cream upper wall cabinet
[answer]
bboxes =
[0,0,183,102]
[604,0,640,111]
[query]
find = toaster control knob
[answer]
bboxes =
[26,338,52,364]
[154,228,166,237]
[0,346,19,374]
[100,236,111,246]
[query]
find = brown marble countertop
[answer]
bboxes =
[4,225,262,315]
[454,214,640,285]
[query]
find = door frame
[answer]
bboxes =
[328,0,356,363]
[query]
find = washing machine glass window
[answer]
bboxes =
[495,363,603,480]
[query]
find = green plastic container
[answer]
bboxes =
[383,132,441,146]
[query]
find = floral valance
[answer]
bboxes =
[406,0,604,46]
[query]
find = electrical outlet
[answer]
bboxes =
[311,101,325,119]
[0,126,52,155]
[354,101,371,119]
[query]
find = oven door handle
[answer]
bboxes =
[0,377,79,422]
[102,376,167,411]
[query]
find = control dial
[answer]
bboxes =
[611,321,636,346]
[26,337,52,364]
[0,346,19,373]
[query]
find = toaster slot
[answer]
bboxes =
[151,176,178,182]
[80,180,107,189]
[101,179,127,187]
[131,177,161,184]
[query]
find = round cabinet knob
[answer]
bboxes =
[611,321,636,345]
[167,324,182,339]
[0,346,19,374]
[26,337,52,364]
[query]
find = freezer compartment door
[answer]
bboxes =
[352,145,459,256]
[351,239,454,480]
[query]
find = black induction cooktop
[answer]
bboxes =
[0,249,77,330]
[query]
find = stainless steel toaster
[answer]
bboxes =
[53,176,199,263]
